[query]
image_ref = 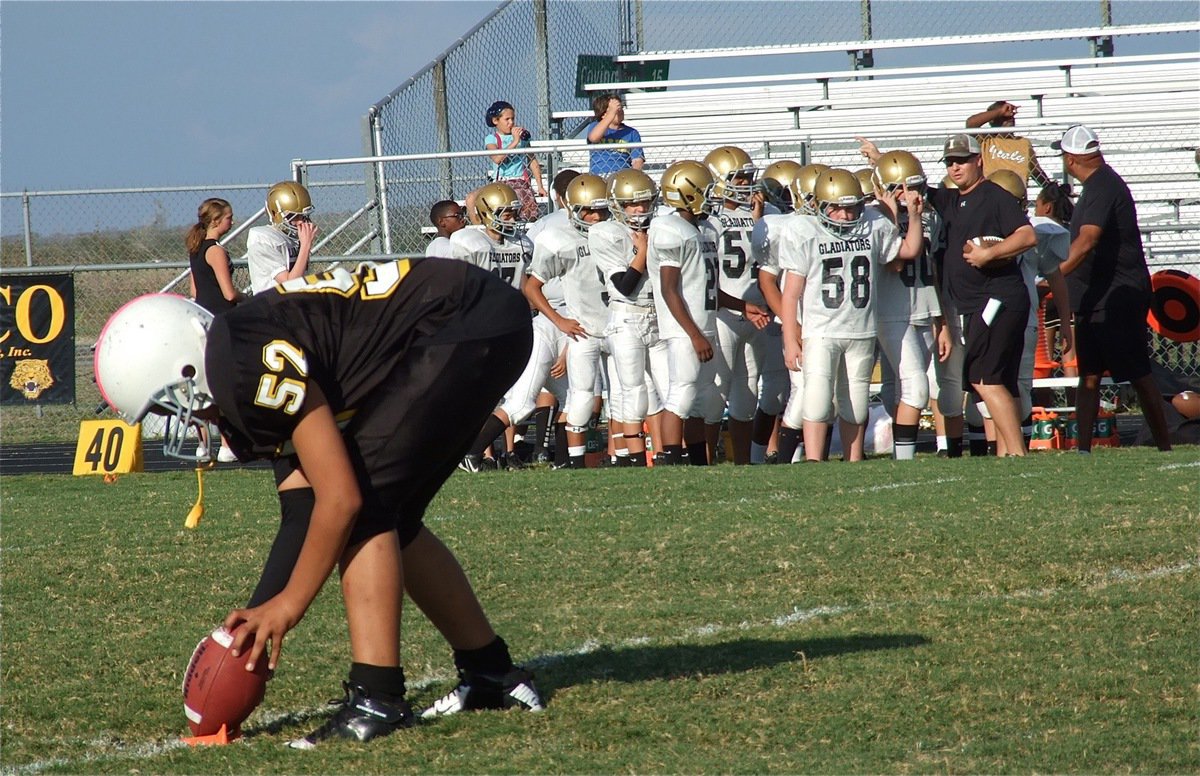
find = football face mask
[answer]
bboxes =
[93,294,218,463]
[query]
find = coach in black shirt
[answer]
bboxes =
[1054,125,1171,452]
[929,134,1037,456]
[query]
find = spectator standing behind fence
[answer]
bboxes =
[187,198,244,314]
[474,100,546,222]
[585,93,645,175]
[186,197,244,463]
[1051,124,1172,452]
[965,100,1052,187]
[247,181,318,294]
[426,200,467,257]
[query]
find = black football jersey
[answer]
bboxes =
[206,258,526,459]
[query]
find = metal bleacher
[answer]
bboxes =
[556,27,1200,266]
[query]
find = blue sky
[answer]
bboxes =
[3,1,1193,196]
[1,1,498,191]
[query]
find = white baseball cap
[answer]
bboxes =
[1051,125,1101,155]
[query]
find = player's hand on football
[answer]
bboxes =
[690,332,714,362]
[744,302,771,330]
[962,240,991,268]
[224,596,302,673]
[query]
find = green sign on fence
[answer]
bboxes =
[575,55,669,99]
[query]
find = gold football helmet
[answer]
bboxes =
[761,160,803,211]
[940,175,958,190]
[788,163,831,215]
[814,169,866,234]
[874,150,927,195]
[266,181,313,238]
[704,145,758,206]
[564,173,610,233]
[854,168,878,202]
[607,169,657,231]
[988,169,1027,207]
[474,182,524,237]
[660,160,713,217]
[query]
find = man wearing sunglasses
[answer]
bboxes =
[927,133,1037,457]
[426,200,468,257]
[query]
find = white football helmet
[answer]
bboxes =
[93,294,216,462]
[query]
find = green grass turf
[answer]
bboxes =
[2,448,1197,773]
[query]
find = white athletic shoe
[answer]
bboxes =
[421,667,545,718]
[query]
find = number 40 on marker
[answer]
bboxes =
[73,420,143,476]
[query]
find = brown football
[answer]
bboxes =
[182,625,270,737]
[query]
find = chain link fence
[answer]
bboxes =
[3,0,1197,443]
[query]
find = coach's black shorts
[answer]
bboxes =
[962,301,1028,396]
[1075,304,1153,381]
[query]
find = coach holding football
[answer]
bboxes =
[928,134,1038,456]
[1053,125,1172,452]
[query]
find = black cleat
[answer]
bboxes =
[288,682,413,749]
[420,667,545,718]
[762,451,780,465]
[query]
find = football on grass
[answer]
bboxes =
[182,625,271,736]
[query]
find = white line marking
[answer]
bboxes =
[5,559,1195,774]
[846,477,963,493]
[1157,461,1200,471]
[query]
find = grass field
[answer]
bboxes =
[2,449,1198,774]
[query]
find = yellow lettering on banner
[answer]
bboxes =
[73,420,143,475]
[15,285,66,344]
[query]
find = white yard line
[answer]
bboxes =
[6,557,1196,775]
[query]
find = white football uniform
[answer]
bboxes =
[590,219,668,424]
[530,221,610,430]
[710,203,780,422]
[875,206,945,414]
[425,235,453,258]
[779,210,900,424]
[648,212,721,420]
[752,214,798,425]
[498,312,568,427]
[448,226,533,290]
[247,226,299,295]
[525,208,569,242]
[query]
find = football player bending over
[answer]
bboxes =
[94,258,545,748]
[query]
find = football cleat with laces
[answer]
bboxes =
[287,682,413,750]
[420,667,545,719]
